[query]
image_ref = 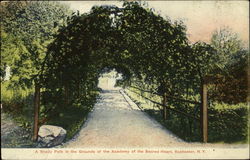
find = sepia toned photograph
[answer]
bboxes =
[1,0,249,159]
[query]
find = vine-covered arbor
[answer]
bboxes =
[34,2,216,142]
[40,2,204,100]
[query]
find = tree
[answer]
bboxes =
[209,27,248,104]
[0,1,72,88]
[210,27,246,73]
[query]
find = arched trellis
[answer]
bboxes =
[32,2,212,142]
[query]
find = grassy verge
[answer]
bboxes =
[1,82,34,131]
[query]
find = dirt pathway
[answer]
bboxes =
[64,88,187,148]
[1,113,34,148]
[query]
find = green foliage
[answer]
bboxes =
[0,30,29,83]
[210,27,245,70]
[1,1,72,87]
[1,1,73,144]
[41,2,193,109]
[40,91,99,140]
[208,103,248,143]
[208,27,248,104]
[1,82,34,134]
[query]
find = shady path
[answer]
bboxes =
[64,88,185,148]
[63,88,246,148]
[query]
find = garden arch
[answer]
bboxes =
[34,2,209,142]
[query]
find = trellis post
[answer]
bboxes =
[33,83,40,141]
[162,93,167,120]
[201,78,208,143]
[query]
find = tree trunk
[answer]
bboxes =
[33,84,40,141]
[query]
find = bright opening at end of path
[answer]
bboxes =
[98,69,122,90]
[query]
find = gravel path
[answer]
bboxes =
[64,88,186,148]
[63,88,247,148]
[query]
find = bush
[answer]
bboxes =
[208,103,248,143]
[40,90,99,140]
[2,82,99,144]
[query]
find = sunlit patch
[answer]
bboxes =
[98,69,122,90]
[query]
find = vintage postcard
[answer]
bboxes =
[1,0,249,159]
